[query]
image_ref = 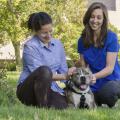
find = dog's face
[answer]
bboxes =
[71,67,92,90]
[65,67,96,109]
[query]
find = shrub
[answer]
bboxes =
[0,60,16,71]
[0,69,17,106]
[7,62,16,71]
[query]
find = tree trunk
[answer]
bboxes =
[12,41,21,71]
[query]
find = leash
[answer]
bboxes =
[79,94,89,109]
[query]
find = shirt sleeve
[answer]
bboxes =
[77,37,84,54]
[59,41,68,74]
[107,32,119,52]
[23,44,43,72]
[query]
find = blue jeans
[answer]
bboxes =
[93,81,120,107]
[16,66,68,109]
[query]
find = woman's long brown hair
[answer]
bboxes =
[81,2,108,48]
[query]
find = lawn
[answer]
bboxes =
[0,71,120,120]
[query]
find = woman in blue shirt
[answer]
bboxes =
[17,12,76,109]
[78,2,120,107]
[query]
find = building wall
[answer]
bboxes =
[108,11,120,30]
[88,0,120,30]
[88,0,116,10]
[116,0,120,10]
[88,0,120,11]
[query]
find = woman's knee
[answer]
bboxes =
[97,81,119,107]
[107,95,118,107]
[34,66,53,80]
[96,91,118,107]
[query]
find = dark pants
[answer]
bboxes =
[16,66,68,109]
[93,81,120,107]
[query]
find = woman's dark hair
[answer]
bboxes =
[81,2,108,48]
[27,12,52,32]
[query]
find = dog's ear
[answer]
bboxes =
[84,66,92,75]
[74,60,82,68]
[75,60,88,68]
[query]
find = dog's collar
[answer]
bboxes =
[65,80,90,95]
[72,86,90,95]
[72,85,81,94]
[79,86,90,94]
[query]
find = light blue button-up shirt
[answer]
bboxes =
[18,35,68,95]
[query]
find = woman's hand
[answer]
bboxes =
[67,67,77,76]
[90,74,96,84]
[64,67,77,80]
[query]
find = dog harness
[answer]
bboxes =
[66,80,90,108]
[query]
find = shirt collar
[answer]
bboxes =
[35,35,55,48]
[39,40,55,48]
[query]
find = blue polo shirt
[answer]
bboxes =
[18,35,68,95]
[78,30,120,92]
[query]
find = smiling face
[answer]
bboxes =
[89,8,104,33]
[36,24,53,43]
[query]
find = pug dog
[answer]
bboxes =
[65,67,96,109]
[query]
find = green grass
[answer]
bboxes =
[6,71,20,87]
[1,103,120,120]
[0,71,120,120]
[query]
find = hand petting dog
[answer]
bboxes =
[67,67,77,76]
[90,74,96,84]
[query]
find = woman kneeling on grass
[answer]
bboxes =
[77,2,120,107]
[16,12,76,109]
